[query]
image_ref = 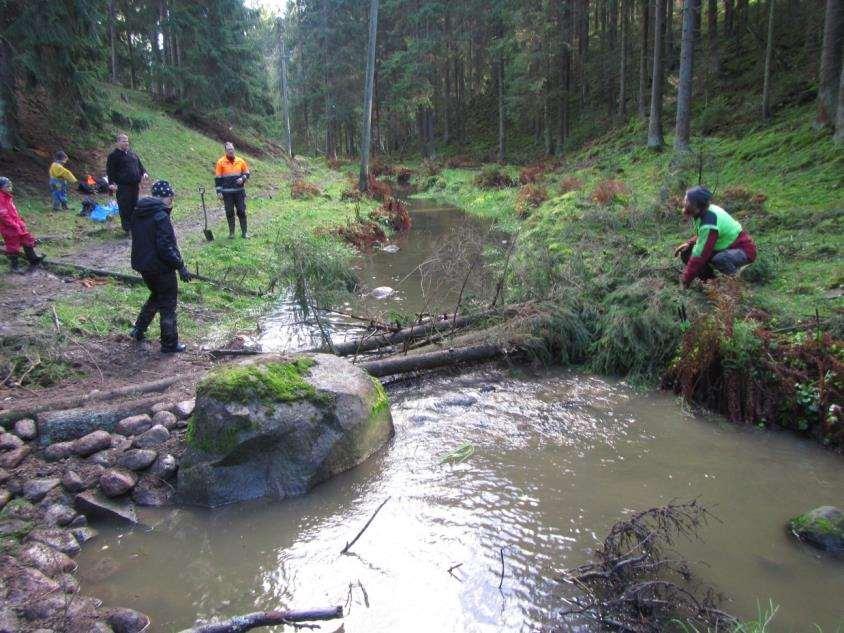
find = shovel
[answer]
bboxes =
[198,185,213,241]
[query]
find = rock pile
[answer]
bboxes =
[0,397,195,632]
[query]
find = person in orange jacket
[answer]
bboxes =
[0,177,45,273]
[214,142,251,238]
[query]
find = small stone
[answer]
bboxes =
[74,490,138,525]
[62,470,87,493]
[64,596,101,630]
[104,608,150,633]
[0,607,20,633]
[790,506,844,555]
[26,528,81,556]
[0,432,23,450]
[114,414,153,436]
[4,566,61,607]
[110,434,133,451]
[88,449,120,468]
[57,572,80,594]
[0,496,35,520]
[116,449,157,471]
[22,478,61,502]
[73,430,113,457]
[148,453,177,480]
[43,441,75,462]
[0,467,9,484]
[174,399,195,419]
[0,518,32,538]
[132,476,172,507]
[68,514,87,528]
[92,623,116,633]
[152,410,178,429]
[99,469,138,497]
[38,486,72,509]
[133,424,169,448]
[150,401,173,414]
[43,503,76,527]
[0,445,30,468]
[13,418,37,441]
[18,541,77,576]
[0,488,10,510]
[70,526,98,545]
[370,285,395,299]
[20,592,68,621]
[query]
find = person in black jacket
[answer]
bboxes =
[129,180,191,353]
[106,133,148,234]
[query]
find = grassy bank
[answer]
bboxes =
[407,103,842,446]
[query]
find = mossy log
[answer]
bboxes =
[358,343,508,377]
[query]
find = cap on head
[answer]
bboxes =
[151,180,175,198]
[54,150,68,162]
[685,186,713,211]
[0,177,11,190]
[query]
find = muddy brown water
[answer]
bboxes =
[76,202,844,632]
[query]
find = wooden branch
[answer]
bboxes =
[43,260,264,297]
[178,606,343,633]
[341,497,390,555]
[358,343,508,378]
[498,547,505,589]
[0,373,196,427]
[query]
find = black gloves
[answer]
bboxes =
[178,266,192,282]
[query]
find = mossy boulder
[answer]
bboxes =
[176,354,394,507]
[789,506,844,556]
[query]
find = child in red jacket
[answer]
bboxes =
[0,177,45,272]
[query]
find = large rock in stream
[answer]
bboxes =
[789,506,844,556]
[177,354,393,507]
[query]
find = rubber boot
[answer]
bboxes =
[7,254,24,274]
[160,313,186,353]
[239,216,249,238]
[23,245,45,265]
[227,216,236,239]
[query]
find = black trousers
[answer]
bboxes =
[222,190,247,221]
[134,270,179,349]
[116,183,140,232]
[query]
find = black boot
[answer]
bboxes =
[23,245,45,265]
[129,325,146,341]
[227,216,236,239]
[7,254,24,274]
[160,313,186,353]
[239,216,249,238]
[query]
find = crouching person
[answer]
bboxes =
[0,177,45,273]
[130,180,192,353]
[675,186,757,289]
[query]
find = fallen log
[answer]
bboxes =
[358,343,508,378]
[330,306,519,356]
[42,260,264,297]
[0,374,195,427]
[178,606,343,633]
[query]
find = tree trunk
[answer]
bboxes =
[177,607,343,633]
[358,0,379,191]
[761,0,775,121]
[497,51,505,162]
[638,0,652,118]
[834,61,844,144]
[108,0,118,84]
[619,0,628,116]
[674,0,696,152]
[708,0,719,76]
[815,0,843,129]
[665,0,675,69]
[647,0,666,148]
[724,0,734,35]
[359,344,508,378]
[278,20,293,156]
[0,38,17,149]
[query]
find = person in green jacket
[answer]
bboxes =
[674,186,757,289]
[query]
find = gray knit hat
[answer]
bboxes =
[685,186,713,210]
[0,177,11,190]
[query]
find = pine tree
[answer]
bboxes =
[674,0,697,152]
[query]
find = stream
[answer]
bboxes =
[76,200,844,632]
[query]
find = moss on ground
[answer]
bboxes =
[370,376,390,420]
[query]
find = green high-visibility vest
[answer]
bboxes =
[691,204,742,257]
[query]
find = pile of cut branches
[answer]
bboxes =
[558,500,736,632]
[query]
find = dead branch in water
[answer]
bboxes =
[358,343,508,378]
[341,496,391,555]
[557,500,736,632]
[178,606,343,633]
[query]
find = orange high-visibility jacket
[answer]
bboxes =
[214,156,250,194]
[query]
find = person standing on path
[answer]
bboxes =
[48,150,77,211]
[129,180,192,353]
[214,142,251,238]
[106,133,148,234]
[674,186,757,288]
[0,177,45,273]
